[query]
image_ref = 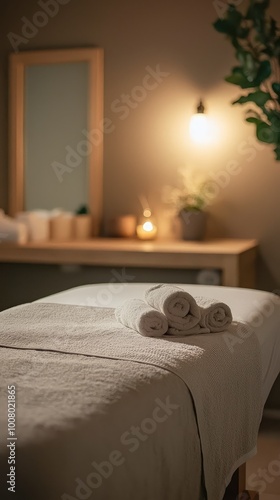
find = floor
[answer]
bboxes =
[246,411,280,500]
[261,496,280,500]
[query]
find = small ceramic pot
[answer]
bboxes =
[73,214,92,240]
[179,210,207,241]
[50,213,74,241]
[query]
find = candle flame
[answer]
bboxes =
[143,221,154,232]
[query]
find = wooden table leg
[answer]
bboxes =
[223,464,259,500]
[239,463,246,491]
[237,491,259,499]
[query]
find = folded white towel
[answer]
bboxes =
[145,284,201,333]
[195,296,233,332]
[0,215,28,244]
[168,323,210,336]
[115,298,168,337]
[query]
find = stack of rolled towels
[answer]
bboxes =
[115,284,233,338]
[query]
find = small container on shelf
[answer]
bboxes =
[50,211,73,241]
[73,204,92,240]
[73,214,92,240]
[16,211,50,242]
[136,210,158,241]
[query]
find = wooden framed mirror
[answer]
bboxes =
[9,47,104,236]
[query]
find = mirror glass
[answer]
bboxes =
[9,48,104,235]
[24,62,89,212]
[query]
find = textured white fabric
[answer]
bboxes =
[0,302,262,500]
[37,283,280,404]
[0,347,202,500]
[115,298,168,337]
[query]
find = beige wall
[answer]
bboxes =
[0,0,280,291]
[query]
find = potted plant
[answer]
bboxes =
[162,170,209,241]
[213,0,280,160]
[73,204,92,240]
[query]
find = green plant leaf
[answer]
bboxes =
[213,19,237,36]
[254,59,272,84]
[273,144,280,161]
[268,17,277,38]
[272,82,280,97]
[246,117,276,140]
[268,115,280,142]
[239,51,259,81]
[246,117,263,124]
[232,90,271,106]
[76,204,88,215]
[246,0,270,22]
[274,37,280,57]
[261,46,275,57]
[232,37,243,50]
[256,121,276,143]
[225,67,252,87]
[225,60,271,88]
[237,27,250,39]
[263,109,280,126]
[227,5,243,26]
[213,5,243,36]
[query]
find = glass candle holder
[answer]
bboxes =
[136,215,157,240]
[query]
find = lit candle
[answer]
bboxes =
[136,212,157,240]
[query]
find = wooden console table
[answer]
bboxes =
[0,238,258,288]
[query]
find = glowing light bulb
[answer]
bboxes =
[189,99,213,145]
[189,113,211,145]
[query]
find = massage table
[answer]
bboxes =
[0,283,280,500]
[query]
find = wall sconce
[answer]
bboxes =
[136,209,158,240]
[189,99,211,145]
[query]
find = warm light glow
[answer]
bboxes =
[136,216,158,240]
[189,113,211,145]
[143,221,154,232]
[143,209,152,218]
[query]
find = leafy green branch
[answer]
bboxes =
[213,0,280,160]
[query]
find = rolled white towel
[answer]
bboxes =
[145,284,201,332]
[115,298,168,337]
[195,296,233,332]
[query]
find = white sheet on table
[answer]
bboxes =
[36,283,280,405]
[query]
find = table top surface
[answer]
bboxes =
[0,238,258,256]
